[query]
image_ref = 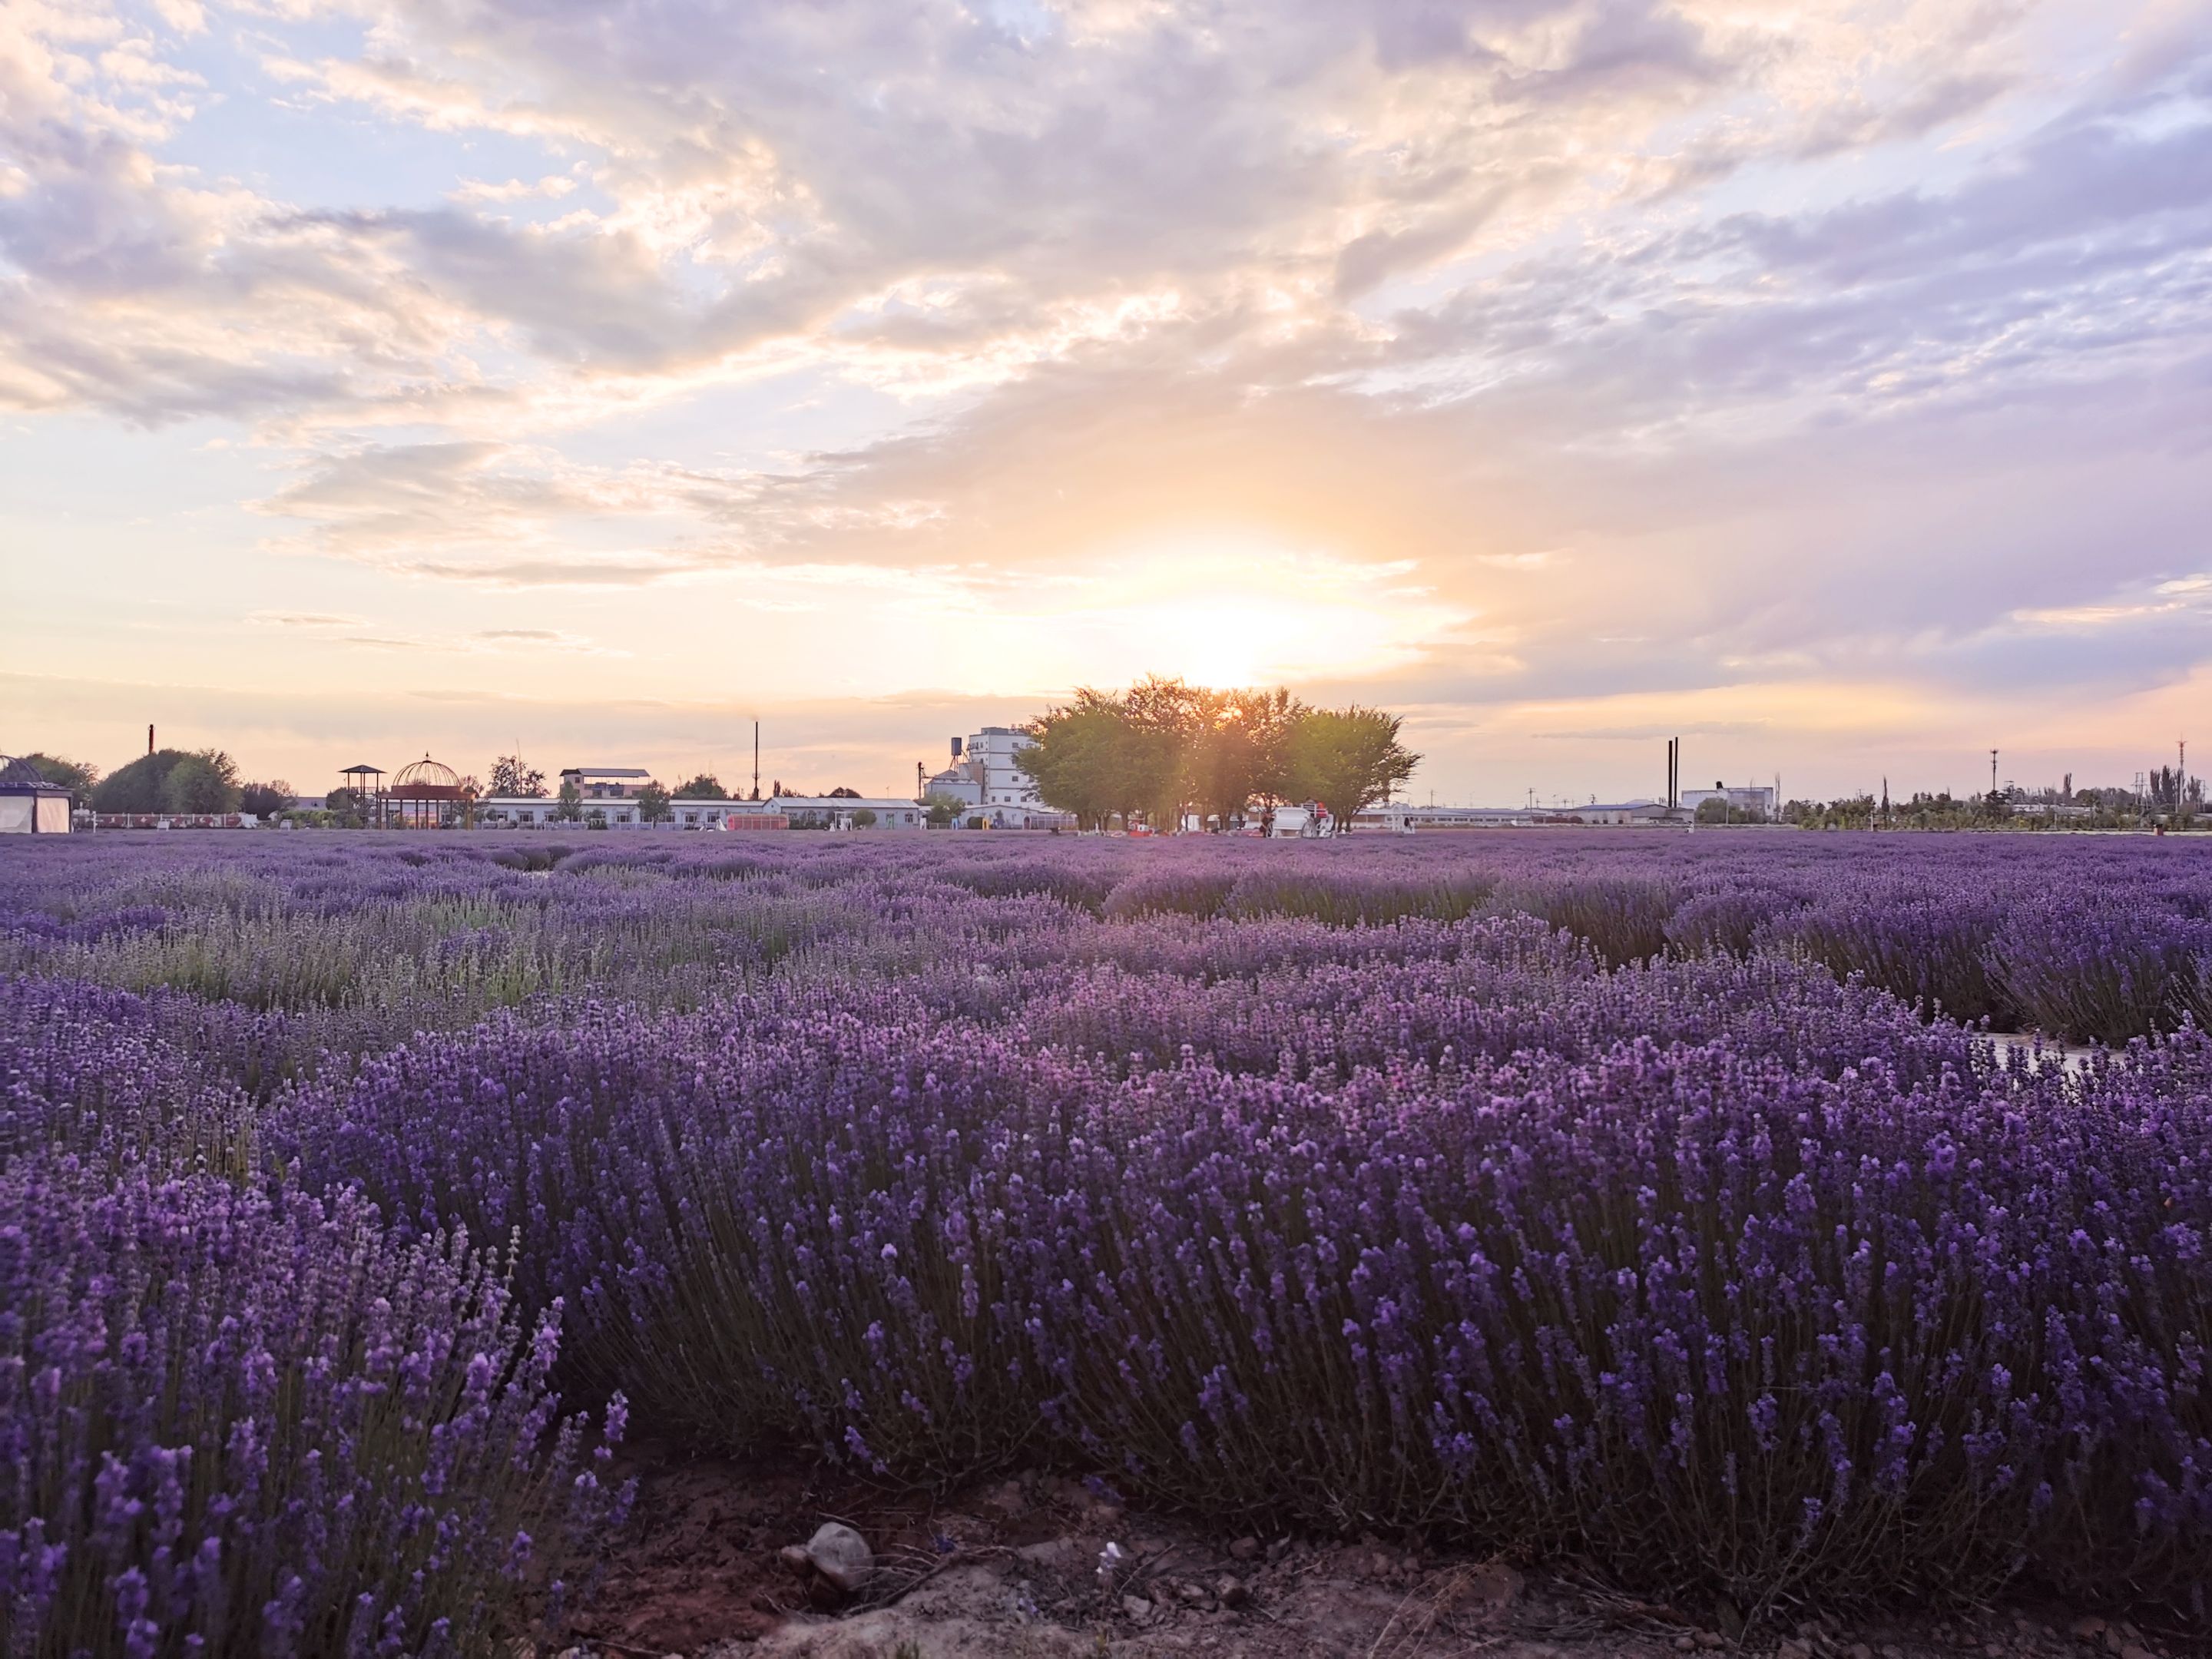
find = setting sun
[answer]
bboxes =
[994,542,1462,694]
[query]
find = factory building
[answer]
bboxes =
[922,727,1043,811]
[1677,781,1777,820]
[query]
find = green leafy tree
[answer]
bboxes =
[488,754,546,797]
[240,780,296,819]
[850,807,877,827]
[923,792,965,828]
[25,753,98,804]
[636,782,671,823]
[1286,707,1419,833]
[1182,686,1305,828]
[1122,674,1207,826]
[323,786,367,827]
[672,773,726,799]
[554,777,583,821]
[93,749,240,815]
[1022,695,1135,830]
[160,753,243,815]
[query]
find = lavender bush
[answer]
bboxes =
[0,1154,631,1657]
[5,830,2212,1620]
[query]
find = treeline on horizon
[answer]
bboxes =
[12,712,2208,833]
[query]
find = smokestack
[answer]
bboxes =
[916,760,926,802]
[147,724,155,757]
[753,720,760,800]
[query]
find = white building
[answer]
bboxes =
[923,726,1044,812]
[769,796,926,830]
[1677,782,1777,820]
[474,794,927,830]
[560,766,651,800]
[478,794,646,827]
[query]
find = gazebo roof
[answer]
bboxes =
[0,757,68,795]
[340,763,385,777]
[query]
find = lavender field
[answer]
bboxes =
[5,831,2211,1653]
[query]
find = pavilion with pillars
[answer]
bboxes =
[384,755,472,828]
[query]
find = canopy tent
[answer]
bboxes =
[0,757,71,833]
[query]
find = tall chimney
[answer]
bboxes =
[147,724,155,757]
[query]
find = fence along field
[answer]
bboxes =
[3,831,2210,1654]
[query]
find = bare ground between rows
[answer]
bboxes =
[549,1447,2204,1659]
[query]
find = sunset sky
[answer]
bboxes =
[5,0,2211,803]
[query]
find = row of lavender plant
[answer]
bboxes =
[5,832,2211,1635]
[13,830,2212,1042]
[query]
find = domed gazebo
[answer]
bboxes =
[386,753,470,828]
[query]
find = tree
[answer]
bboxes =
[1123,674,1207,826]
[850,807,877,827]
[673,773,725,799]
[637,782,671,823]
[554,777,583,821]
[161,753,243,815]
[1286,707,1419,833]
[826,786,861,799]
[25,753,98,804]
[1022,695,1135,830]
[923,792,965,828]
[324,786,367,827]
[1181,687,1304,828]
[240,780,296,819]
[93,749,240,815]
[488,754,547,797]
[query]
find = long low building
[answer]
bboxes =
[475,794,929,829]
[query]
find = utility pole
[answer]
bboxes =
[1990,750,1998,801]
[753,720,760,801]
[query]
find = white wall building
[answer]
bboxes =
[923,726,1044,812]
[560,766,651,800]
[474,794,927,830]
[1678,782,1777,819]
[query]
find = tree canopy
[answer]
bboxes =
[488,754,547,797]
[1022,679,1415,831]
[23,753,98,803]
[91,749,241,815]
[671,773,725,799]
[1286,707,1419,831]
[240,780,296,819]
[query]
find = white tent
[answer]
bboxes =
[0,757,71,833]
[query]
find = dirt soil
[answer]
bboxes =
[555,1449,2203,1659]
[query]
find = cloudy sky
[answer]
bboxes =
[5,0,2210,803]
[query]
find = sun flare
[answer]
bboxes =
[1005,541,1462,692]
